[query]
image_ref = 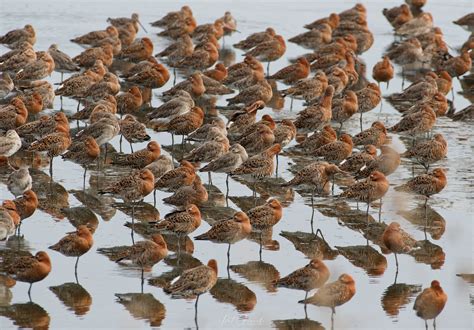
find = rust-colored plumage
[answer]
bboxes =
[155,204,202,236]
[163,176,208,207]
[341,171,389,203]
[299,273,356,312]
[1,251,51,295]
[112,141,161,168]
[13,190,38,221]
[99,168,155,202]
[395,168,447,198]
[164,259,218,298]
[295,86,334,132]
[114,234,168,270]
[120,37,154,62]
[353,121,387,147]
[299,124,337,153]
[402,134,447,170]
[0,98,28,130]
[389,105,436,135]
[155,160,196,191]
[49,225,94,258]
[413,280,447,326]
[311,133,353,164]
[339,145,377,173]
[277,259,330,294]
[372,56,394,87]
[231,144,281,179]
[356,146,400,179]
[247,199,283,231]
[269,57,310,84]
[195,211,251,245]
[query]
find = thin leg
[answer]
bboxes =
[316,229,326,241]
[75,256,79,275]
[394,253,399,269]
[104,144,108,165]
[130,142,134,153]
[425,320,428,330]
[401,67,405,89]
[331,308,335,330]
[153,189,157,207]
[359,112,363,132]
[225,174,230,202]
[433,318,436,329]
[141,268,144,293]
[275,155,279,177]
[177,233,182,256]
[83,167,87,190]
[49,157,54,179]
[303,291,308,318]
[28,283,32,301]
[173,68,177,86]
[194,294,200,328]
[378,198,382,222]
[227,243,231,279]
[131,202,136,245]
[259,231,263,261]
[366,202,370,223]
[119,134,123,153]
[290,97,294,111]
[266,62,270,76]
[310,207,315,235]
[208,172,212,187]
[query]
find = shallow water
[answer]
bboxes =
[0,0,473,329]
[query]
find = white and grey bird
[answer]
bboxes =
[7,167,32,197]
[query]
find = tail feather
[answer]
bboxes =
[194,233,209,240]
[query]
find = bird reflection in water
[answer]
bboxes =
[49,282,93,316]
[210,278,257,312]
[230,260,280,293]
[381,283,421,317]
[0,301,50,329]
[115,293,166,327]
[336,245,387,277]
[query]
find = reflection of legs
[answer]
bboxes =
[28,283,33,301]
[303,291,308,319]
[366,202,370,223]
[227,243,231,279]
[83,168,87,190]
[394,253,399,284]
[194,294,200,329]
[208,172,213,187]
[131,201,136,245]
[425,320,428,330]
[75,256,80,278]
[433,318,437,330]
[331,307,335,330]
[378,198,383,222]
[225,174,230,206]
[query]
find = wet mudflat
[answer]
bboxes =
[0,0,473,329]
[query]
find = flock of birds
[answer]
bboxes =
[0,0,472,328]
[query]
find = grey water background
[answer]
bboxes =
[0,0,473,328]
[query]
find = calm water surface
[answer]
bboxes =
[0,0,473,329]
